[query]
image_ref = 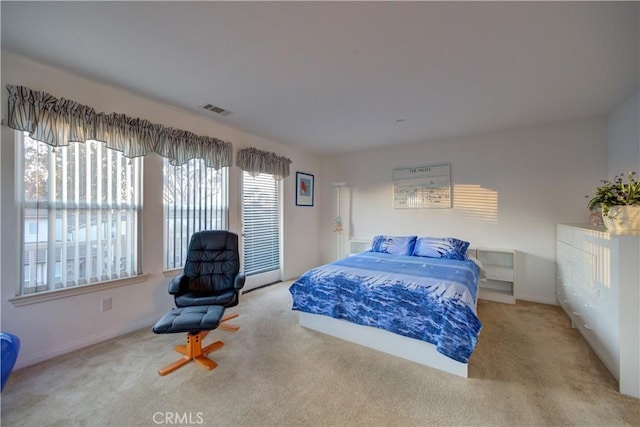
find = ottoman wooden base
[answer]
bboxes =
[159,331,223,376]
[153,305,236,376]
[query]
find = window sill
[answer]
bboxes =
[162,268,182,279]
[9,274,149,307]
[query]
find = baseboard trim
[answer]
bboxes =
[14,317,158,370]
[242,280,282,294]
[516,295,558,306]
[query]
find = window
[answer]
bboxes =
[242,172,280,278]
[163,158,228,270]
[18,132,142,295]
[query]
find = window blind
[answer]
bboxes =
[242,172,280,276]
[163,158,228,270]
[19,133,141,294]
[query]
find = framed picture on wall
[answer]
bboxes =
[296,172,314,207]
[392,163,452,209]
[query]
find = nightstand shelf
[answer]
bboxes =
[472,247,517,304]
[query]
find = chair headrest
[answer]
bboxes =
[189,230,238,252]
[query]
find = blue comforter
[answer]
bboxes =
[289,252,482,363]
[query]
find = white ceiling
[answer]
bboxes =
[1,1,638,155]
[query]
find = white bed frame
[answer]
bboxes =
[298,312,468,378]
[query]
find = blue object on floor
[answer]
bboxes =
[1,332,20,391]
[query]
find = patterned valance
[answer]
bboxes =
[236,147,292,180]
[5,84,232,169]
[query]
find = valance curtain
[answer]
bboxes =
[236,147,292,180]
[5,84,232,169]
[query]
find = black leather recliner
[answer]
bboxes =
[151,230,246,376]
[169,230,246,308]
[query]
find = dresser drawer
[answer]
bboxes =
[576,293,598,329]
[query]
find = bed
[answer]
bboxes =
[288,235,483,377]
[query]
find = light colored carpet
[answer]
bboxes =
[1,281,638,426]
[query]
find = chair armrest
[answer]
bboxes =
[168,274,188,295]
[234,272,246,291]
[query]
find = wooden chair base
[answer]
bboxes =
[158,312,240,376]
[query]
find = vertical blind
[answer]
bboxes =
[242,172,280,276]
[163,158,228,270]
[20,133,141,294]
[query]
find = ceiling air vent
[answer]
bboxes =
[202,103,231,116]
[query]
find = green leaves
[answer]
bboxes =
[587,172,640,215]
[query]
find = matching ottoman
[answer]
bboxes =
[152,305,227,376]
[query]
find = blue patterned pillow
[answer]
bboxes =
[412,237,470,261]
[370,235,417,256]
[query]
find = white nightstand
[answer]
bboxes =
[471,247,516,304]
[348,239,372,256]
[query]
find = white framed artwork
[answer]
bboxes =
[393,163,452,209]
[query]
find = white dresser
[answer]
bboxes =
[556,224,639,398]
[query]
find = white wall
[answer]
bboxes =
[607,91,640,177]
[319,119,609,304]
[0,51,321,368]
[605,90,640,320]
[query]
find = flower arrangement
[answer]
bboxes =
[586,171,640,215]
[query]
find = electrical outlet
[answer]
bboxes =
[100,297,112,312]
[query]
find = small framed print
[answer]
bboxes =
[296,172,314,207]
